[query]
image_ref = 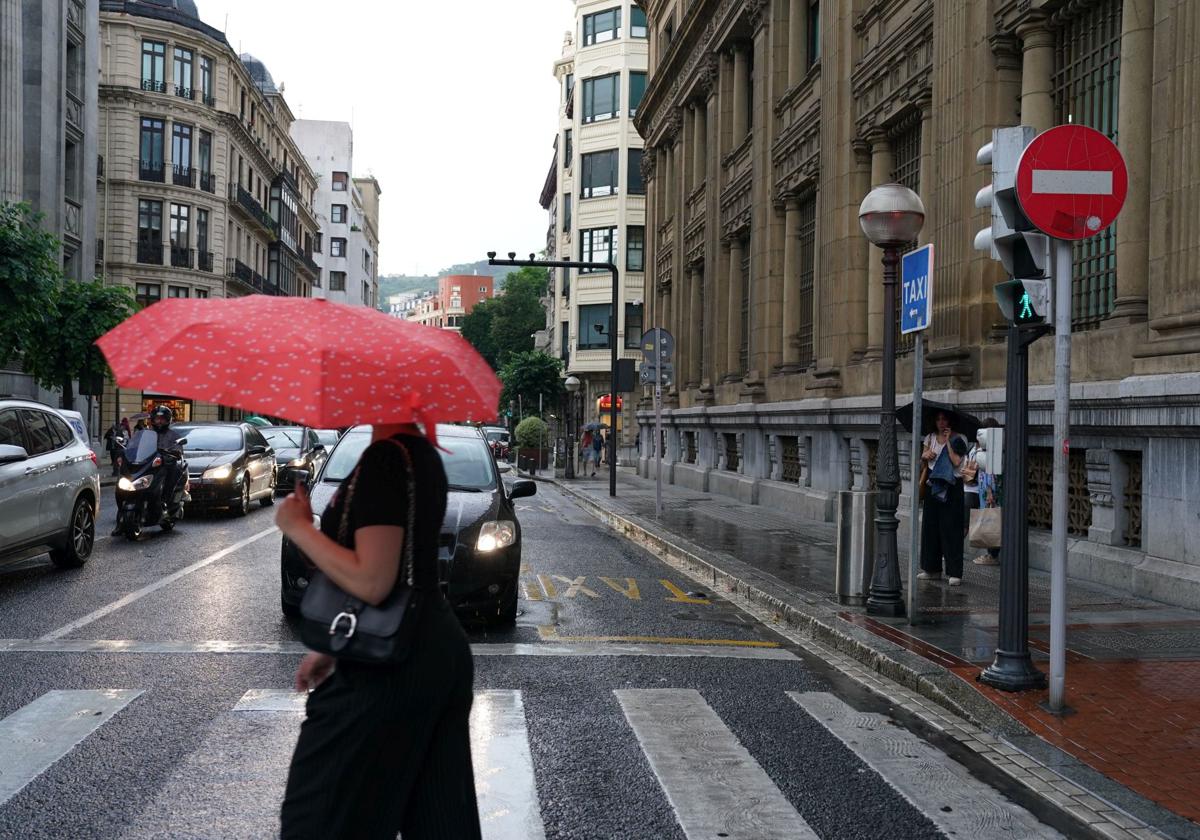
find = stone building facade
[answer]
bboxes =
[97,0,321,424]
[634,0,1200,608]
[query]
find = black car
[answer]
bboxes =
[261,426,328,493]
[176,422,277,515]
[280,424,536,624]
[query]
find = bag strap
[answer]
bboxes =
[337,437,417,588]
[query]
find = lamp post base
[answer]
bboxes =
[979,650,1046,692]
[866,588,906,617]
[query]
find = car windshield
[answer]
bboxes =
[485,431,507,442]
[321,431,496,491]
[124,430,159,463]
[262,428,304,449]
[315,430,340,447]
[175,426,242,451]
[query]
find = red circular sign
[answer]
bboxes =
[1015,124,1128,240]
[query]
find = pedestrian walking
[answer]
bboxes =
[591,428,604,475]
[275,422,481,840]
[965,418,1001,566]
[917,411,970,586]
[103,422,122,475]
[120,416,131,439]
[581,429,596,476]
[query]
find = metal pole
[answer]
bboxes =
[609,263,619,498]
[1048,238,1072,711]
[538,393,543,476]
[655,326,663,519]
[907,331,924,624]
[867,246,905,616]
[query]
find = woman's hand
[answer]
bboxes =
[295,652,335,692]
[275,482,314,540]
[938,428,951,445]
[922,447,936,462]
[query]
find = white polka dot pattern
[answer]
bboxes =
[95,296,502,427]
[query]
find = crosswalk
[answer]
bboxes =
[0,686,1064,839]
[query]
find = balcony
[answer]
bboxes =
[198,251,213,272]
[228,183,279,238]
[298,250,320,278]
[137,240,164,265]
[172,164,196,188]
[170,246,194,269]
[226,258,282,296]
[141,79,167,94]
[139,158,165,183]
[202,94,216,108]
[199,171,216,193]
[174,85,194,100]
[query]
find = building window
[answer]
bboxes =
[564,129,573,167]
[139,117,165,181]
[563,193,572,232]
[578,303,612,350]
[171,123,193,183]
[560,320,570,360]
[563,72,574,101]
[170,204,191,267]
[626,225,644,272]
[64,140,80,201]
[629,71,646,116]
[583,7,621,46]
[631,5,648,38]
[889,117,921,356]
[329,271,346,291]
[141,40,166,92]
[197,208,210,269]
[65,40,81,98]
[796,193,816,368]
[314,232,323,253]
[1054,0,1121,330]
[195,289,209,299]
[200,56,214,104]
[624,302,643,349]
[168,286,190,298]
[582,73,620,123]
[628,148,645,195]
[332,171,348,191]
[135,282,161,309]
[581,150,619,198]
[173,47,194,98]
[580,226,618,271]
[197,130,213,190]
[137,199,163,264]
[808,0,821,66]
[331,204,347,224]
[363,249,371,271]
[330,238,347,257]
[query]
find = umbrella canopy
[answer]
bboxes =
[581,422,604,431]
[896,399,982,440]
[97,297,500,429]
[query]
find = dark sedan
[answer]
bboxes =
[261,426,327,493]
[280,424,536,624]
[176,423,277,516]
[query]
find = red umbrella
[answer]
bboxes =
[96,296,500,429]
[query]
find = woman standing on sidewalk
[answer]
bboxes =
[918,411,970,586]
[965,418,1001,566]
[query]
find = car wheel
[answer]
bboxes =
[160,518,175,532]
[235,477,250,517]
[261,473,276,507]
[281,594,301,619]
[50,496,95,569]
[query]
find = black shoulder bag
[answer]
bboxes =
[299,439,423,664]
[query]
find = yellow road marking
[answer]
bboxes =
[660,579,712,605]
[537,626,779,648]
[548,575,599,599]
[599,577,642,600]
[523,581,543,601]
[537,575,558,599]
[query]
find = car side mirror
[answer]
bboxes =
[0,444,30,465]
[248,444,266,456]
[509,479,537,500]
[312,444,325,453]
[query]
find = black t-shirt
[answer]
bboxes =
[318,433,448,591]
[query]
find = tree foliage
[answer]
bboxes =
[0,203,62,366]
[499,350,564,419]
[460,298,499,369]
[514,416,550,449]
[460,266,551,370]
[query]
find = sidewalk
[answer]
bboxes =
[547,471,1200,838]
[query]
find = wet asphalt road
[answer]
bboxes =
[0,482,1066,839]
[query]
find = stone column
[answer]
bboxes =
[917,92,933,247]
[781,198,801,368]
[692,103,707,190]
[688,266,703,387]
[0,0,22,204]
[726,238,744,378]
[1110,0,1153,323]
[787,0,808,87]
[1017,16,1055,132]
[865,129,893,360]
[681,107,694,194]
[732,44,750,145]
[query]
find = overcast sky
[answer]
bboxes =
[197,0,576,276]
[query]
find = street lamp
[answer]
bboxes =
[859,183,925,617]
[564,375,581,479]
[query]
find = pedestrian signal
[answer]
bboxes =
[995,279,1051,326]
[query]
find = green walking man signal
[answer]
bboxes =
[995,278,1052,325]
[1018,290,1034,320]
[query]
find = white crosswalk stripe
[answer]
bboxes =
[789,691,1065,839]
[615,688,820,840]
[470,690,547,840]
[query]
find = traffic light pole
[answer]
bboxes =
[980,321,1049,691]
[1047,238,1073,713]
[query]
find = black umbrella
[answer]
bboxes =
[896,399,982,439]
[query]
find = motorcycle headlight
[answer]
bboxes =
[204,464,233,480]
[476,520,516,552]
[117,476,135,492]
[119,476,152,491]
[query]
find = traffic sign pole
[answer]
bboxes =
[900,244,933,624]
[655,327,663,520]
[1047,237,1073,713]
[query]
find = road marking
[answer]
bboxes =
[660,579,712,604]
[615,689,819,839]
[0,689,142,806]
[599,576,642,600]
[233,688,307,712]
[547,574,598,599]
[788,692,1064,839]
[38,526,279,641]
[471,690,547,840]
[537,626,780,648]
[522,580,544,601]
[1031,169,1113,195]
[536,574,558,599]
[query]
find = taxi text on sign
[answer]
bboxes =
[1015,124,1128,240]
[900,244,934,335]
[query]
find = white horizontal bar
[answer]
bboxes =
[471,690,547,840]
[1031,169,1112,195]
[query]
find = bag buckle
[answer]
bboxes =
[329,611,357,638]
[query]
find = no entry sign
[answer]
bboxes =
[1016,124,1127,240]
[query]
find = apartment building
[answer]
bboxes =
[407,275,493,331]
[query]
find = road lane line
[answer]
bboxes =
[0,689,142,806]
[615,689,819,839]
[470,690,547,840]
[537,625,780,648]
[547,575,598,598]
[660,579,712,604]
[788,692,1064,839]
[599,576,642,600]
[38,525,279,641]
[536,574,558,598]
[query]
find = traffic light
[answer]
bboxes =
[974,126,1053,325]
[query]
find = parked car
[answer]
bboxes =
[313,429,341,449]
[174,422,277,515]
[261,426,328,493]
[0,399,100,568]
[483,426,511,461]
[280,424,537,624]
[57,409,89,445]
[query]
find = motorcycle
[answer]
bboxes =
[116,430,189,540]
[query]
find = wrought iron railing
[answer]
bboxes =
[139,159,165,183]
[199,171,216,193]
[137,240,164,265]
[175,85,194,100]
[141,79,167,93]
[170,246,193,269]
[172,164,195,188]
[198,251,213,272]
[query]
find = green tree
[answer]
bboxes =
[0,203,61,365]
[490,266,550,366]
[499,350,564,419]
[500,265,549,298]
[460,298,499,369]
[24,280,135,409]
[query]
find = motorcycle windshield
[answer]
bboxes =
[125,430,158,465]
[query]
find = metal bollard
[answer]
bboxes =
[835,490,877,606]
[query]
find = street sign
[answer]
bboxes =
[900,244,934,335]
[1016,124,1128,240]
[640,329,674,363]
[640,362,674,386]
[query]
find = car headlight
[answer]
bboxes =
[476,520,516,552]
[287,458,305,468]
[203,464,233,480]
[118,476,152,491]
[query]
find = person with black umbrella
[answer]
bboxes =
[918,410,971,586]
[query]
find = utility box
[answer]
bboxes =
[835,491,877,606]
[976,428,1004,476]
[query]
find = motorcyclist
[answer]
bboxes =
[150,405,186,503]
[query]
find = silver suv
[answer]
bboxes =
[0,400,100,568]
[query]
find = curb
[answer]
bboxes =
[544,475,1196,840]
